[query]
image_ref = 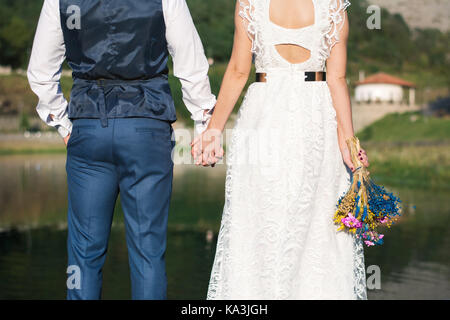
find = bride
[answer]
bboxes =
[192,0,369,299]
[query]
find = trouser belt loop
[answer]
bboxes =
[96,80,108,128]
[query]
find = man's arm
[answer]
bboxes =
[162,0,217,135]
[27,0,72,139]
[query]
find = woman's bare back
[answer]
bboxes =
[269,0,316,64]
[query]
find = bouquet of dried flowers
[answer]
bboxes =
[333,136,402,246]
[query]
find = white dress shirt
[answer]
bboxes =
[27,0,216,138]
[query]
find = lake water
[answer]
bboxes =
[0,154,449,299]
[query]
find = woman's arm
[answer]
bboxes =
[192,0,253,165]
[205,1,253,132]
[326,11,369,171]
[326,11,354,150]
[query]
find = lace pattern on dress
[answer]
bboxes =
[238,0,258,54]
[206,90,244,300]
[353,235,368,299]
[318,0,351,64]
[207,0,366,300]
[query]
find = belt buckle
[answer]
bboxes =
[305,71,326,82]
[256,73,266,82]
[305,72,314,81]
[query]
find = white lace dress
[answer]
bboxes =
[207,0,367,300]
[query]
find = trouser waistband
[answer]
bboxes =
[72,77,169,128]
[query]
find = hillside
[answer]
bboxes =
[368,0,449,31]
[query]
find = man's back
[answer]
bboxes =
[60,0,169,80]
[28,0,216,138]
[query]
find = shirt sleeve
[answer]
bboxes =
[162,0,217,134]
[27,0,72,138]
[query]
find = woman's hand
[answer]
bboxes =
[358,148,369,168]
[191,128,224,167]
[340,145,369,173]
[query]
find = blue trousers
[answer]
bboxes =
[65,117,174,300]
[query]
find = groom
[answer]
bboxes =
[27,0,216,299]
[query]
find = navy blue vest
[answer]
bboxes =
[59,0,176,127]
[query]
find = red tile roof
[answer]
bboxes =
[356,72,416,87]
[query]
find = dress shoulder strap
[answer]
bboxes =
[318,0,351,61]
[327,0,351,51]
[237,0,262,54]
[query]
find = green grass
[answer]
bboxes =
[0,148,65,155]
[357,111,450,143]
[356,111,450,190]
[369,157,449,190]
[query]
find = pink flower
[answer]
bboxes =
[364,240,375,247]
[341,214,362,229]
[379,234,384,239]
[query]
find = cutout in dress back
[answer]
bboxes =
[269,0,315,64]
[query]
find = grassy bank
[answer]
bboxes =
[357,111,450,143]
[362,143,449,190]
[356,111,450,190]
[0,143,64,155]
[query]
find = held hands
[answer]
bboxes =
[341,145,369,173]
[190,128,224,167]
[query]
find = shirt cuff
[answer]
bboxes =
[54,115,73,138]
[36,101,73,138]
[190,94,216,118]
[194,119,208,135]
[194,105,215,135]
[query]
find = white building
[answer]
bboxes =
[355,72,416,105]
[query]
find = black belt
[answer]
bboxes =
[256,71,326,82]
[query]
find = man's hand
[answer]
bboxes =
[50,113,71,146]
[64,133,70,146]
[191,128,223,167]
